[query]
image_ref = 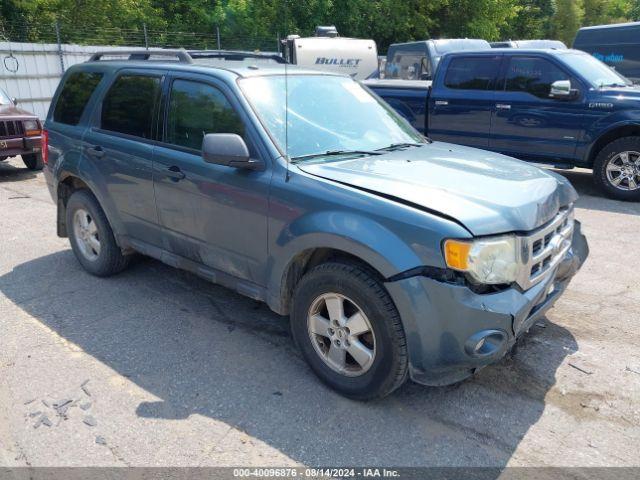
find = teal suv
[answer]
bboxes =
[43,50,588,399]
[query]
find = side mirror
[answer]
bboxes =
[549,80,577,99]
[202,133,262,170]
[11,97,18,105]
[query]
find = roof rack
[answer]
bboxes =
[187,50,286,63]
[88,49,194,63]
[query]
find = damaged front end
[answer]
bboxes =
[384,219,589,387]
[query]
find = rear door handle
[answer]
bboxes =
[434,100,449,106]
[165,165,185,181]
[86,145,105,158]
[496,103,511,110]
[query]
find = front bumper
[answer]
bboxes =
[385,220,589,386]
[0,135,42,159]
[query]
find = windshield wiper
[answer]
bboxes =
[375,142,425,152]
[291,149,381,163]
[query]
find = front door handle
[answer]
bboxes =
[165,165,185,181]
[86,145,105,158]
[434,100,449,106]
[496,103,511,110]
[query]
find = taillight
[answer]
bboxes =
[42,129,49,165]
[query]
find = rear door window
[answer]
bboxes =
[444,57,501,90]
[503,56,571,98]
[165,79,245,151]
[100,74,161,139]
[386,52,428,80]
[53,71,103,125]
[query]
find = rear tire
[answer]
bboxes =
[66,190,130,276]
[22,153,43,170]
[594,136,640,201]
[291,262,408,400]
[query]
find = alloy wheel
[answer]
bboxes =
[72,208,101,261]
[307,292,376,377]
[606,151,640,191]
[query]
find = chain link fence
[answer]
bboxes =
[0,19,281,118]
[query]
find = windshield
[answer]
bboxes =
[561,52,632,87]
[239,75,424,160]
[0,88,12,105]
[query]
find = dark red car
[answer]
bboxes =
[0,86,43,170]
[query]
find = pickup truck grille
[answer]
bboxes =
[0,120,25,139]
[516,206,574,290]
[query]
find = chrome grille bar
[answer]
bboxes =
[515,206,574,290]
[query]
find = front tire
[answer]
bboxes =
[291,262,408,400]
[594,136,640,201]
[66,190,130,276]
[22,153,43,170]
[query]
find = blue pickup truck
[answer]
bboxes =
[366,48,640,200]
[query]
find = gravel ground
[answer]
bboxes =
[0,155,639,467]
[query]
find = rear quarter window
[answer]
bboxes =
[53,71,103,125]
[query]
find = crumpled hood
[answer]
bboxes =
[297,142,578,236]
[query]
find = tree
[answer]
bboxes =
[501,0,556,39]
[429,0,521,40]
[583,0,631,25]
[2,0,638,51]
[551,0,584,44]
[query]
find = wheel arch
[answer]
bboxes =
[586,123,640,167]
[274,247,387,315]
[56,172,124,242]
[267,212,423,315]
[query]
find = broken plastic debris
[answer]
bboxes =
[568,362,593,375]
[83,415,97,427]
[34,414,52,429]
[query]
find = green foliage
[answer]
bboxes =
[551,0,584,45]
[583,0,631,25]
[1,0,638,50]
[500,0,556,39]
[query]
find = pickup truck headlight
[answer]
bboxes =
[23,119,41,136]
[444,235,519,285]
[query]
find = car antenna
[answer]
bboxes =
[284,0,291,182]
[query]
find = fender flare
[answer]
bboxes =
[56,159,125,240]
[265,210,426,314]
[584,119,640,165]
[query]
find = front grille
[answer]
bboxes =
[0,120,25,138]
[515,206,574,290]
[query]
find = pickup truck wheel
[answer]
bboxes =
[22,153,43,170]
[291,262,408,400]
[66,190,130,276]
[594,137,640,200]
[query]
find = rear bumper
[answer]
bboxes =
[385,220,589,386]
[0,135,42,159]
